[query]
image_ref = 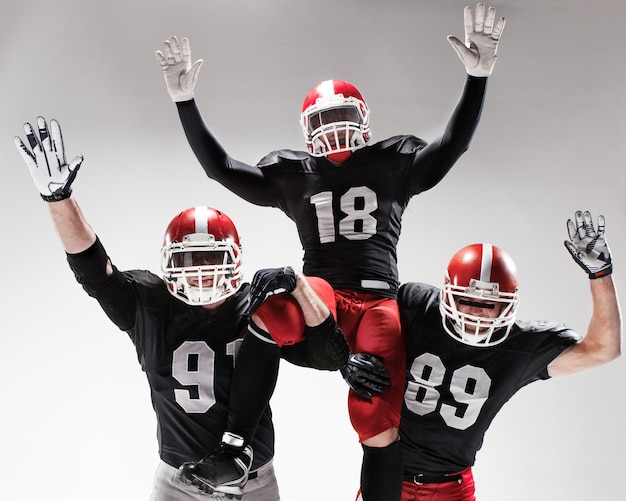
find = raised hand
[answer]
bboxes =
[14,117,83,201]
[564,210,612,279]
[447,3,505,77]
[156,36,203,102]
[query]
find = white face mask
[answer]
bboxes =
[162,235,242,306]
[439,283,519,347]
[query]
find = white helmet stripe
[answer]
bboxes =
[317,79,335,97]
[195,206,209,234]
[480,244,493,281]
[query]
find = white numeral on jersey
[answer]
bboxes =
[404,353,445,415]
[441,365,491,430]
[172,341,217,413]
[310,186,378,243]
[404,353,492,430]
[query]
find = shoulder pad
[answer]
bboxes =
[399,282,439,308]
[374,135,428,154]
[125,269,165,288]
[514,320,582,342]
[257,149,310,168]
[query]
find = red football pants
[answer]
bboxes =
[334,289,404,442]
[255,280,405,443]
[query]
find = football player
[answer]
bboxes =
[156,4,505,500]
[395,212,621,501]
[15,116,372,500]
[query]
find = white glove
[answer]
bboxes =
[14,117,83,201]
[156,36,203,102]
[564,210,613,279]
[447,3,505,77]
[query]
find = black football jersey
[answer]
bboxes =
[257,136,428,297]
[67,239,274,469]
[176,76,487,298]
[398,282,580,474]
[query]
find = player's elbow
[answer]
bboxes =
[604,341,621,363]
[592,336,621,366]
[605,324,623,363]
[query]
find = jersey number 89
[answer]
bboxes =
[404,352,492,430]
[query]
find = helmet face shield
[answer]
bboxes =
[161,207,243,306]
[170,249,234,268]
[306,106,363,133]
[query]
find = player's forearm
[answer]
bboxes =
[48,197,97,254]
[290,272,331,327]
[177,99,230,170]
[176,99,277,206]
[586,275,622,362]
[549,276,622,377]
[411,76,487,191]
[439,75,487,152]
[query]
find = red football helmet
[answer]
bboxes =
[161,207,243,305]
[439,243,520,346]
[300,79,371,163]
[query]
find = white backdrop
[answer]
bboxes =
[1,1,625,500]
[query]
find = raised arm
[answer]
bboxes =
[411,3,504,192]
[15,117,137,329]
[157,36,277,206]
[548,211,622,377]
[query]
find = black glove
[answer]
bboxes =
[564,210,612,279]
[341,353,391,401]
[247,266,297,315]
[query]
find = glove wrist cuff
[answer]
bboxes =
[466,69,492,78]
[41,190,72,202]
[589,266,613,279]
[171,93,194,103]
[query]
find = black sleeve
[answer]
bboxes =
[65,237,137,330]
[176,99,278,206]
[410,75,487,193]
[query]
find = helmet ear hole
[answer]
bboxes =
[161,207,243,305]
